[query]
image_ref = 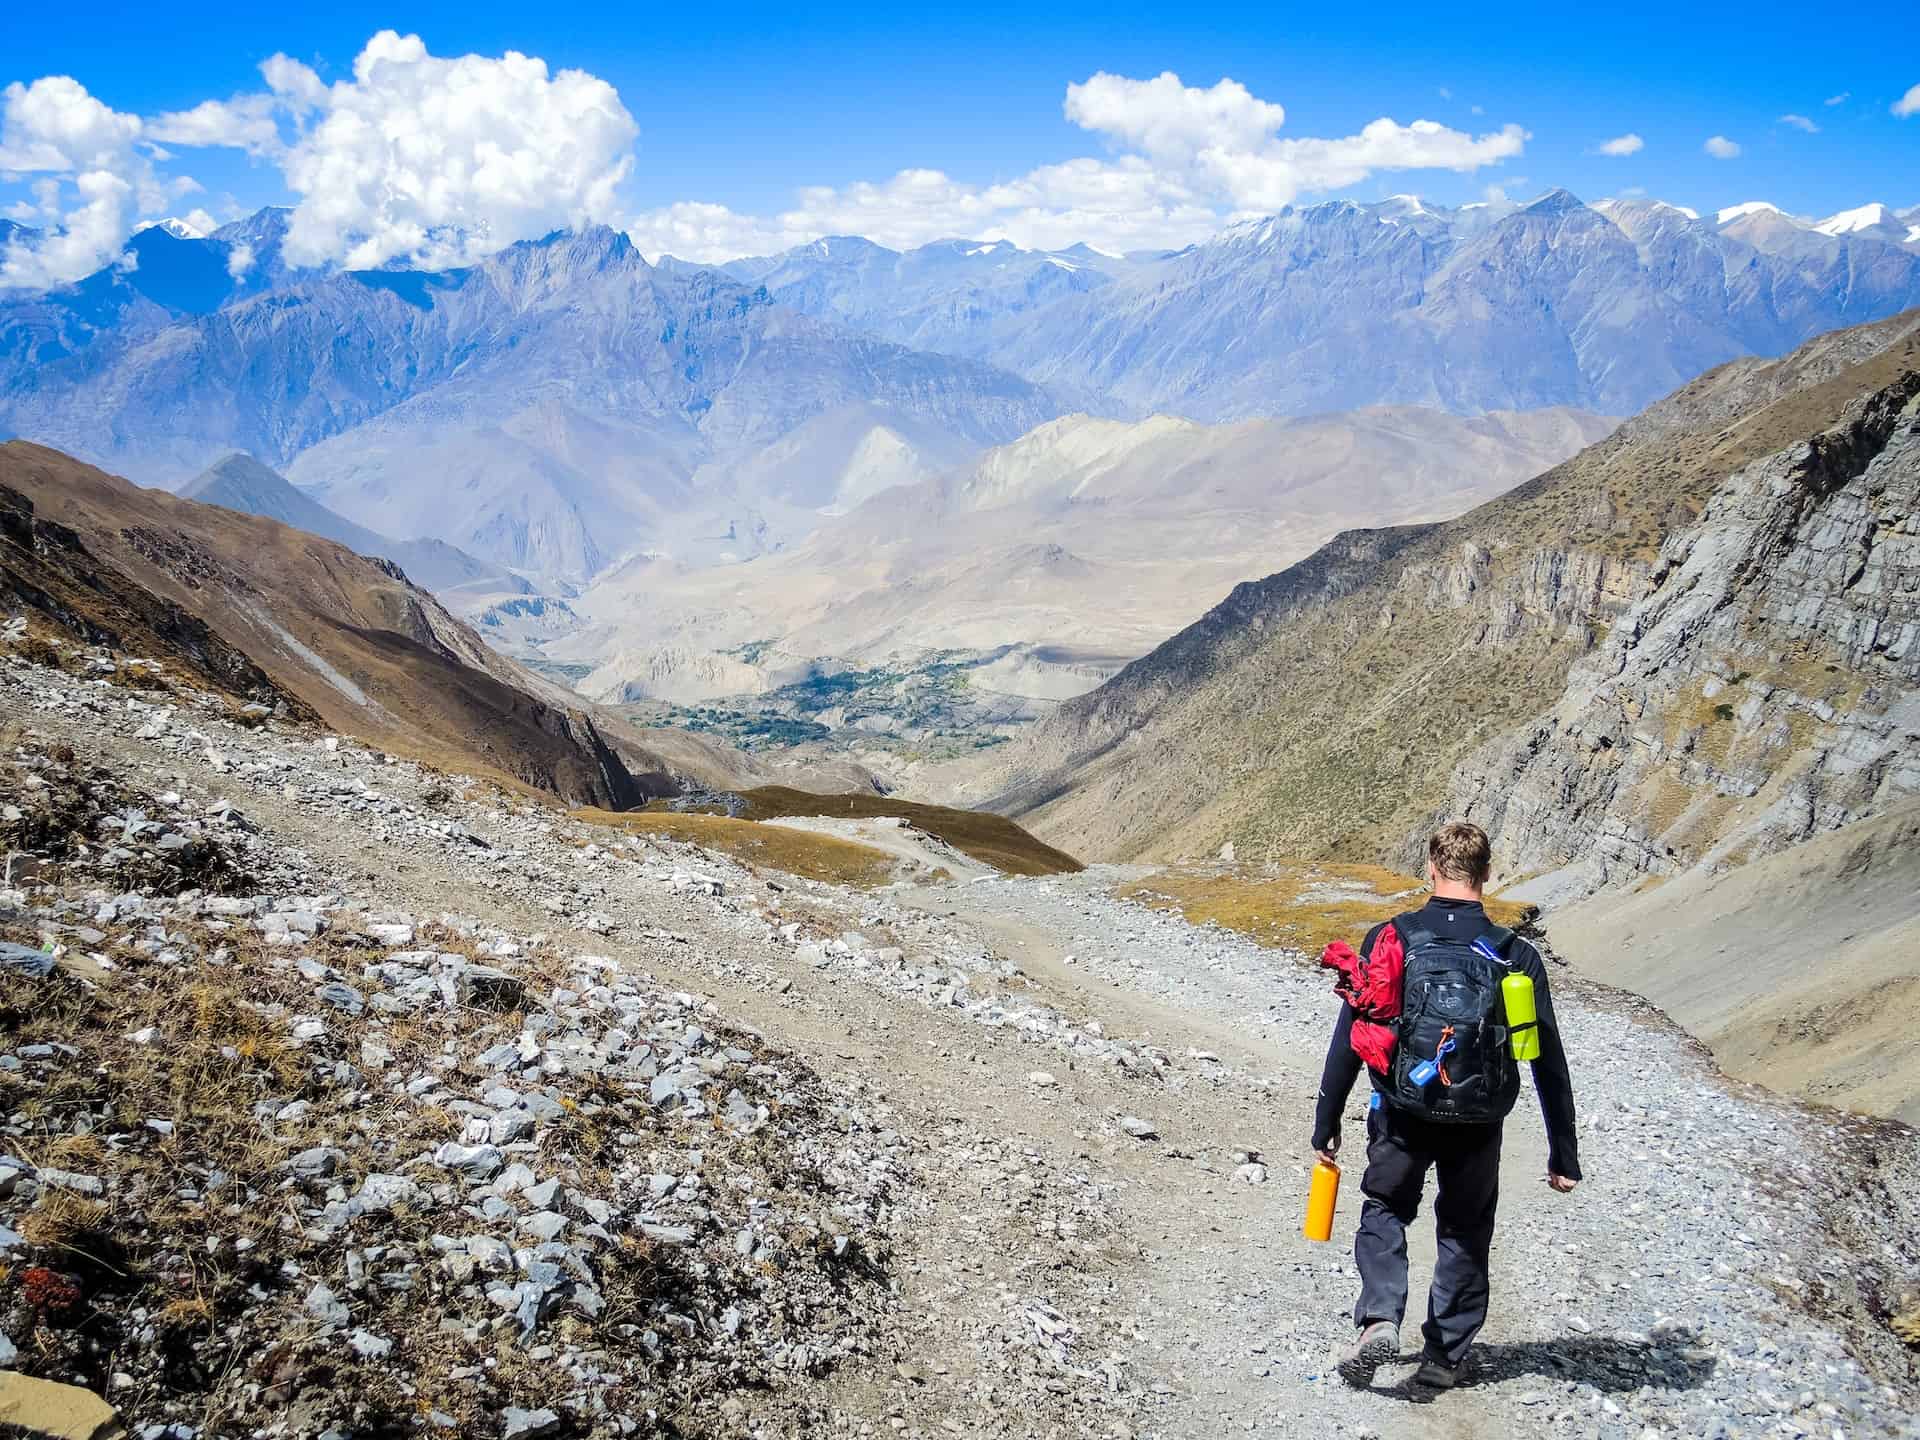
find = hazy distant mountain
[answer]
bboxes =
[545,404,1616,705]
[4,193,1916,590]
[180,452,531,600]
[681,234,1147,363]
[0,225,1064,581]
[712,191,1920,421]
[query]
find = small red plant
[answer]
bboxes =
[20,1266,82,1316]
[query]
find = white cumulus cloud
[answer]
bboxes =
[149,93,285,157]
[0,75,178,287]
[6,56,1535,281]
[1824,92,1849,106]
[1596,133,1644,156]
[1777,113,1819,133]
[1894,84,1920,118]
[281,33,637,268]
[149,31,640,270]
[1703,135,1741,159]
[633,71,1526,261]
[1064,72,1288,161]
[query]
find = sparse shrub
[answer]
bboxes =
[6,634,66,670]
[112,663,171,693]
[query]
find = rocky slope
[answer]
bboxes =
[1546,798,1920,1123]
[1452,363,1920,896]
[1,442,648,809]
[966,309,1920,879]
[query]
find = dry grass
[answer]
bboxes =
[17,1190,110,1251]
[1,629,68,671]
[110,662,171,693]
[577,809,901,887]
[705,786,1082,876]
[1,943,310,1219]
[1117,860,1536,957]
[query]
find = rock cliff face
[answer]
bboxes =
[972,310,1920,885]
[1453,371,1920,897]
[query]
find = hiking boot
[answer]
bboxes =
[1335,1320,1400,1388]
[1412,1355,1462,1390]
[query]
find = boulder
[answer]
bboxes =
[0,1372,127,1439]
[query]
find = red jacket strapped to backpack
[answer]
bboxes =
[1319,924,1404,1075]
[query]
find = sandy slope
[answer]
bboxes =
[1548,801,1920,1124]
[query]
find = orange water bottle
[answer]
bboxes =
[1304,1160,1341,1242]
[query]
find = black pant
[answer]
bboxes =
[1353,1103,1502,1368]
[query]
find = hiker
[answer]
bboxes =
[1310,820,1580,1392]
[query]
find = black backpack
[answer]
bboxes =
[1383,915,1523,1124]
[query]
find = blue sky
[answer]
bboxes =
[3,1,1916,280]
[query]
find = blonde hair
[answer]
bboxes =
[1428,820,1492,888]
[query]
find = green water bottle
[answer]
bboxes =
[1501,971,1541,1062]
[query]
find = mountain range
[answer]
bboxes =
[4,191,1918,600]
[0,440,869,805]
[964,307,1920,897]
[719,193,1920,420]
[1,220,1060,581]
[544,404,1616,708]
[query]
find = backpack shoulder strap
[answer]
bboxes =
[1394,913,1437,953]
[1472,923,1521,969]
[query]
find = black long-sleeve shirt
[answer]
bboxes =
[1311,897,1582,1180]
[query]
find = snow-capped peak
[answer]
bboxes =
[135,216,210,241]
[1716,201,1784,226]
[1814,203,1892,236]
[1592,197,1698,222]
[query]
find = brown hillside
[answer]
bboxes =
[574,809,903,887]
[673,786,1083,877]
[974,309,1920,870]
[0,441,646,809]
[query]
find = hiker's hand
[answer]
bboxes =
[1546,1173,1577,1194]
[1314,1138,1339,1166]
